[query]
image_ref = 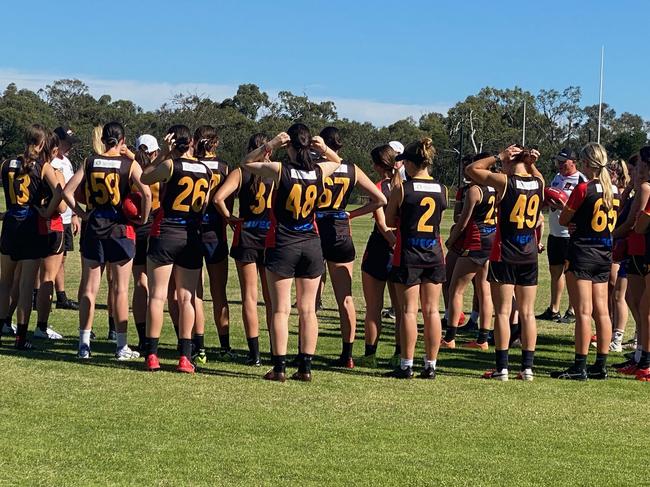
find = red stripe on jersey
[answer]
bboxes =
[489,223,503,262]
[150,209,164,237]
[265,191,279,248]
[50,215,64,232]
[232,222,241,247]
[126,223,135,241]
[628,232,645,255]
[566,181,587,211]
[392,218,402,267]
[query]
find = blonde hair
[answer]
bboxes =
[402,137,436,168]
[92,125,105,154]
[580,142,613,209]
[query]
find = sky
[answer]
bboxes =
[0,0,648,126]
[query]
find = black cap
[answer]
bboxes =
[54,126,80,144]
[554,147,576,162]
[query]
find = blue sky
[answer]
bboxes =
[0,0,647,126]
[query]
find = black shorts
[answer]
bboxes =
[321,235,355,263]
[265,238,324,278]
[567,260,610,283]
[148,230,203,270]
[202,240,229,265]
[389,265,446,286]
[41,231,64,257]
[488,261,538,286]
[82,234,135,264]
[450,247,490,266]
[361,234,393,282]
[626,255,648,276]
[0,214,41,261]
[230,245,265,265]
[63,224,74,253]
[547,235,570,266]
[134,235,149,266]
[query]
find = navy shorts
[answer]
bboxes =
[1,213,44,261]
[81,235,135,264]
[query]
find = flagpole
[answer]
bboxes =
[522,99,527,146]
[597,46,604,144]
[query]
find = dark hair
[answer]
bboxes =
[135,145,152,168]
[247,133,268,153]
[320,126,342,152]
[640,146,650,166]
[194,125,219,159]
[101,122,125,149]
[42,130,60,164]
[287,123,314,170]
[628,154,640,168]
[371,144,400,188]
[19,124,48,175]
[473,151,491,162]
[401,138,436,169]
[167,124,192,155]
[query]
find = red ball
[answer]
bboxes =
[122,192,142,222]
[544,187,568,207]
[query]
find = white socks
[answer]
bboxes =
[424,358,437,370]
[116,332,128,350]
[400,358,414,370]
[79,329,91,347]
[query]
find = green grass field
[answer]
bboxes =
[0,207,647,486]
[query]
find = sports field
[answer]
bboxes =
[0,208,647,486]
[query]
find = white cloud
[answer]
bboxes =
[0,68,449,126]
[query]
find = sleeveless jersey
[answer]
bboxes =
[1,158,45,213]
[83,155,132,212]
[566,179,620,265]
[627,182,650,256]
[151,158,212,236]
[369,178,392,240]
[266,163,324,247]
[316,161,357,237]
[232,169,274,250]
[393,177,448,268]
[200,157,229,240]
[452,184,497,253]
[36,167,64,234]
[490,174,543,264]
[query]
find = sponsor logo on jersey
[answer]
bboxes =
[8,160,19,169]
[515,179,540,190]
[413,182,441,193]
[334,165,349,174]
[182,162,208,173]
[202,160,221,170]
[290,168,318,180]
[94,159,123,169]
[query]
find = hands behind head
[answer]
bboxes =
[499,145,522,164]
[269,132,290,150]
[163,133,176,156]
[310,135,328,155]
[523,149,540,166]
[498,145,540,165]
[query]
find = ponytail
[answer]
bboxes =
[287,123,315,170]
[194,125,219,159]
[135,145,152,168]
[580,142,613,209]
[371,144,399,187]
[20,124,47,175]
[92,125,105,154]
[246,133,269,197]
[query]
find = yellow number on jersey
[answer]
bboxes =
[417,197,436,232]
[8,172,31,205]
[592,197,620,232]
[285,183,318,219]
[332,177,350,209]
[509,194,539,229]
[250,182,272,215]
[90,172,121,206]
[484,195,496,225]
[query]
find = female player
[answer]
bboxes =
[141,125,212,373]
[315,127,386,368]
[608,158,632,352]
[466,145,544,381]
[0,124,65,349]
[442,154,496,350]
[63,122,151,360]
[357,144,402,368]
[242,124,343,382]
[131,134,160,350]
[612,153,650,372]
[34,130,67,341]
[632,146,650,381]
[385,138,446,379]
[551,143,619,380]
[214,133,273,366]
[195,125,231,362]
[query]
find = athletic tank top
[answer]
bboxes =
[490,174,543,264]
[627,182,650,256]
[567,180,620,264]
[453,184,497,253]
[200,157,229,239]
[316,161,357,237]
[369,178,392,240]
[1,158,45,213]
[266,163,324,246]
[37,166,64,234]
[233,169,274,250]
[393,177,447,268]
[152,158,212,235]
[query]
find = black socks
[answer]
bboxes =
[341,341,353,360]
[365,343,377,357]
[218,332,230,350]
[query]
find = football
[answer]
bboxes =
[544,187,568,209]
[122,192,142,222]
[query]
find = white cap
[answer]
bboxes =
[135,134,160,152]
[389,140,404,155]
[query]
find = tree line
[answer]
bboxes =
[0,79,648,191]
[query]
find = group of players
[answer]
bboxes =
[1,120,649,382]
